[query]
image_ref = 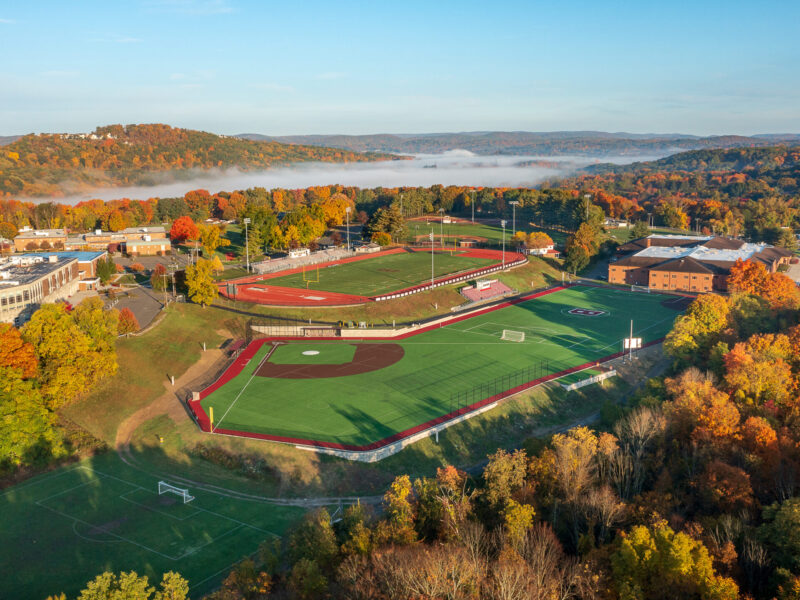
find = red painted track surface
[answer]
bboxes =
[217,247,525,307]
[188,285,665,453]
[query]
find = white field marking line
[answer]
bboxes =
[119,490,202,521]
[594,315,675,353]
[35,501,181,561]
[71,520,125,544]
[83,466,279,536]
[41,467,276,559]
[33,479,105,505]
[213,344,278,433]
[0,465,87,498]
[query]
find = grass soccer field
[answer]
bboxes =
[0,452,303,599]
[200,286,685,448]
[261,250,497,296]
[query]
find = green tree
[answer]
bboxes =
[75,570,188,600]
[0,366,65,469]
[22,304,102,408]
[287,558,327,600]
[288,508,339,572]
[611,523,739,600]
[96,256,116,285]
[185,259,217,307]
[631,220,650,238]
[564,222,599,273]
[760,498,800,574]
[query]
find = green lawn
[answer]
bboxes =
[261,250,497,296]
[0,451,303,599]
[202,286,682,446]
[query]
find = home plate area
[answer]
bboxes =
[568,307,607,316]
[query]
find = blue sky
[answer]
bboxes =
[1,0,798,136]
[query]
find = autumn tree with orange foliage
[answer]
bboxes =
[728,258,800,309]
[0,323,39,378]
[169,215,199,243]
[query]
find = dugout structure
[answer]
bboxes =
[189,285,686,457]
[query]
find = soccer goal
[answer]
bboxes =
[631,285,650,294]
[158,481,195,504]
[501,329,525,342]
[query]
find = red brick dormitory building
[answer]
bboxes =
[609,235,792,293]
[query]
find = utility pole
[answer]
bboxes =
[510,201,520,236]
[243,217,251,273]
[345,206,351,250]
[501,219,506,269]
[629,319,634,362]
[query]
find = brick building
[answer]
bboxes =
[609,235,792,293]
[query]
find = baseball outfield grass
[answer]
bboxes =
[260,250,497,296]
[201,286,684,447]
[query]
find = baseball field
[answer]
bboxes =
[197,285,686,449]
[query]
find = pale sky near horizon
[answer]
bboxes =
[1,0,798,137]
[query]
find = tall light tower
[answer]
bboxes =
[430,225,435,288]
[583,194,591,224]
[501,219,507,269]
[345,206,351,250]
[438,208,445,247]
[510,200,520,236]
[399,193,403,217]
[471,190,476,223]
[243,217,251,273]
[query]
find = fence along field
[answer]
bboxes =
[197,285,685,450]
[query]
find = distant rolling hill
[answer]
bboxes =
[0,123,398,198]
[237,131,800,157]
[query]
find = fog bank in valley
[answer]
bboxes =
[52,151,668,205]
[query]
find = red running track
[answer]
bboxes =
[218,246,526,307]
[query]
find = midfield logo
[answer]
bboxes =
[568,308,606,316]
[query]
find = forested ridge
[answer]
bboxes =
[0,124,397,199]
[240,131,800,157]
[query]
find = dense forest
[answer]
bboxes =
[0,124,397,198]
[240,131,800,157]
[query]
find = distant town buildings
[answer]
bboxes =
[609,234,792,292]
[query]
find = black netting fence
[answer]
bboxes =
[447,360,555,417]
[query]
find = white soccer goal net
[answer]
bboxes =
[158,481,195,503]
[630,285,650,294]
[501,329,525,342]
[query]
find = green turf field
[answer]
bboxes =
[261,250,497,296]
[0,452,303,599]
[405,221,568,246]
[202,286,684,446]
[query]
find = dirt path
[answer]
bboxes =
[114,348,225,449]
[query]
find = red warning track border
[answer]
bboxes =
[187,285,664,453]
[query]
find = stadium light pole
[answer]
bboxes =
[471,190,476,223]
[243,217,251,273]
[583,194,591,223]
[438,208,445,246]
[345,206,351,250]
[399,193,403,217]
[430,225,434,288]
[510,201,520,236]
[501,219,507,269]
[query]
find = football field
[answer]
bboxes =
[260,249,497,296]
[200,286,685,448]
